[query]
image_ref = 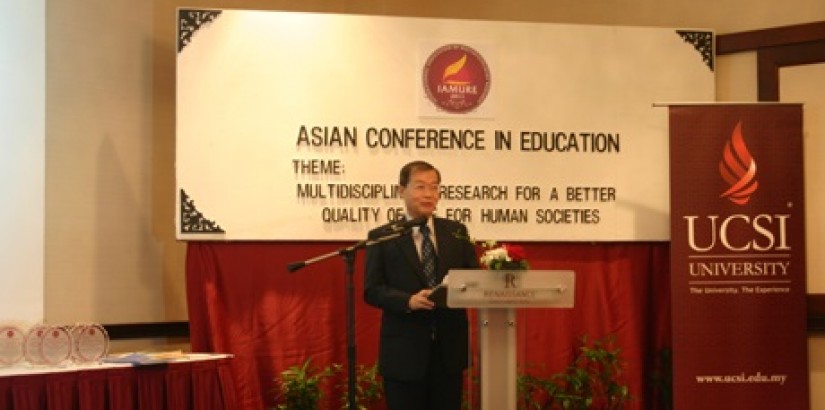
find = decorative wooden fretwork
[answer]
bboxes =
[178,9,222,52]
[677,30,714,71]
[179,189,224,234]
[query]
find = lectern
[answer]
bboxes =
[446,269,575,410]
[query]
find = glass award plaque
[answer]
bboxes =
[24,324,48,365]
[0,325,25,366]
[40,325,72,366]
[72,324,109,363]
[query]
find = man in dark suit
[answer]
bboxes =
[364,160,479,410]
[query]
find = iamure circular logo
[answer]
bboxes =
[423,44,491,114]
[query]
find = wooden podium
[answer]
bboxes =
[446,269,575,410]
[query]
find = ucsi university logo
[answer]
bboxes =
[719,122,758,205]
[684,121,791,253]
[685,214,791,253]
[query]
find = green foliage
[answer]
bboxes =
[273,360,384,410]
[272,335,632,410]
[518,366,550,410]
[274,358,336,410]
[517,335,631,410]
[338,362,384,410]
[487,259,531,271]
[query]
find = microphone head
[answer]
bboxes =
[385,216,428,233]
[408,216,428,226]
[286,261,305,272]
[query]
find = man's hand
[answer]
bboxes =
[408,289,435,310]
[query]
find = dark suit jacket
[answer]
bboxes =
[364,217,479,382]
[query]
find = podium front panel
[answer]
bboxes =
[446,269,574,308]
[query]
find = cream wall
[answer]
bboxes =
[44,0,824,406]
[47,0,179,325]
[1,0,45,323]
[780,65,825,410]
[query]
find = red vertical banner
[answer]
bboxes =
[669,104,809,409]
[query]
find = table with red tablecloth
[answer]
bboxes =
[0,354,236,410]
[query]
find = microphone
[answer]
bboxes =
[385,216,428,233]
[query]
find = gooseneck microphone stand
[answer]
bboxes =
[286,229,407,410]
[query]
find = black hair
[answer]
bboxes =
[398,160,441,187]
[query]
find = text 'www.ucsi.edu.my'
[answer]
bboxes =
[695,372,787,385]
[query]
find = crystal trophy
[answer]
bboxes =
[0,324,25,366]
[39,325,72,366]
[23,324,48,365]
[71,323,109,363]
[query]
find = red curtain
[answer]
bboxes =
[186,242,670,409]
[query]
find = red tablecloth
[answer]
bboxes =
[0,357,236,410]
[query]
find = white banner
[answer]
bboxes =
[176,9,714,241]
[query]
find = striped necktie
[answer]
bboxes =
[419,225,437,287]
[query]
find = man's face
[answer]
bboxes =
[399,169,440,219]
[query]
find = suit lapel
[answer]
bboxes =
[433,218,454,280]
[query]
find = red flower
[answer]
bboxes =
[503,244,526,261]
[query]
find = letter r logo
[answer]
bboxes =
[505,273,517,288]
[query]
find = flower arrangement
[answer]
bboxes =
[478,240,530,270]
